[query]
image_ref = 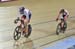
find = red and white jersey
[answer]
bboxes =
[59,9,69,19]
[64,9,69,16]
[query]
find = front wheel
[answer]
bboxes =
[56,23,61,35]
[13,26,21,41]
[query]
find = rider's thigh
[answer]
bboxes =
[24,19,28,23]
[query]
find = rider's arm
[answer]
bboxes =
[65,9,69,18]
[56,13,60,21]
[25,11,29,20]
[24,9,30,20]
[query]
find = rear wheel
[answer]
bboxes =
[14,26,21,41]
[25,24,32,38]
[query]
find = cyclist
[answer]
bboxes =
[56,8,69,29]
[18,7,32,36]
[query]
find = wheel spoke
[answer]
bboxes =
[14,26,21,40]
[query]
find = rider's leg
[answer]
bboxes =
[63,16,67,27]
[24,19,29,35]
[23,14,31,36]
[61,19,64,29]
